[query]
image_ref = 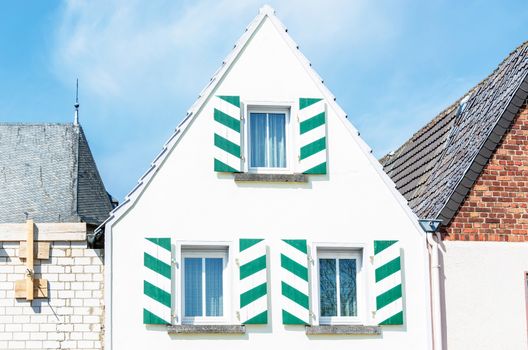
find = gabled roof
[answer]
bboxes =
[0,123,114,225]
[380,41,528,224]
[101,5,422,232]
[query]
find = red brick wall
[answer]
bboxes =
[445,104,528,241]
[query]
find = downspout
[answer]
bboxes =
[419,219,443,350]
[427,232,443,350]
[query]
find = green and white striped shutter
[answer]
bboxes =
[239,239,268,324]
[214,95,242,172]
[143,237,172,325]
[280,239,310,324]
[373,240,404,325]
[298,98,327,174]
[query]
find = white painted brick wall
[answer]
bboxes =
[0,240,104,350]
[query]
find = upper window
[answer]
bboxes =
[182,249,228,324]
[248,109,288,170]
[318,249,363,324]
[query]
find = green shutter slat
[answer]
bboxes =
[240,255,267,279]
[218,95,240,108]
[299,97,322,110]
[244,310,268,324]
[240,282,267,308]
[280,254,308,281]
[300,112,325,134]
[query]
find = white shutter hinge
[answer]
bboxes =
[369,256,374,264]
[236,311,240,321]
[235,258,240,266]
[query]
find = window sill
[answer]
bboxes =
[234,173,307,183]
[305,325,381,335]
[167,325,246,334]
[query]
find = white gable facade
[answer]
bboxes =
[104,6,432,350]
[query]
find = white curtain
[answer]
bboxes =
[250,113,267,167]
[268,113,286,168]
[205,258,223,316]
[184,258,202,316]
[250,112,286,168]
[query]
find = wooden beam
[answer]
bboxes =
[26,220,34,301]
[15,279,48,299]
[0,223,87,241]
[19,242,50,260]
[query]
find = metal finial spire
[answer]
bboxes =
[74,79,80,125]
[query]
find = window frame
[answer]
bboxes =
[312,244,366,326]
[175,241,233,325]
[243,101,295,174]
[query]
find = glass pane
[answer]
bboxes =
[339,259,357,317]
[319,258,337,317]
[205,258,223,317]
[184,258,202,317]
[268,113,286,168]
[250,113,267,167]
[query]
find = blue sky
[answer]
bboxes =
[1,1,527,201]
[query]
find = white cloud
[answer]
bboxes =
[54,0,250,100]
[51,0,405,199]
[53,0,401,103]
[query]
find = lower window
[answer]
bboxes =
[182,249,227,324]
[318,249,362,324]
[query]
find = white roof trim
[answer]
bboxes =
[101,4,424,235]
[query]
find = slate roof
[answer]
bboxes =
[0,123,114,225]
[380,41,528,224]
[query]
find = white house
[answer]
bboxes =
[102,6,433,350]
